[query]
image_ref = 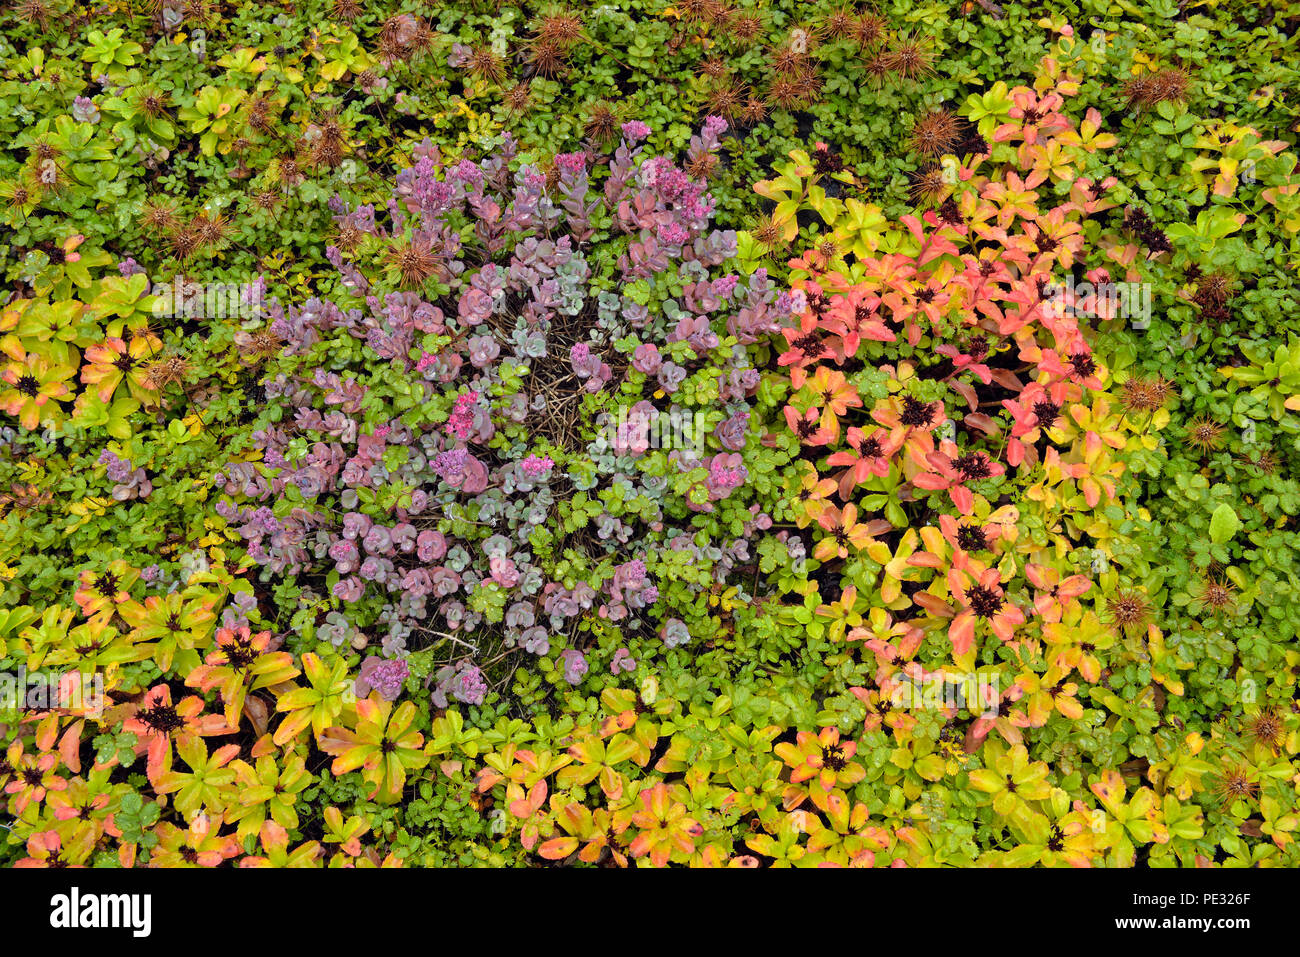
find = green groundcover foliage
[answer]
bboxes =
[1,0,1299,867]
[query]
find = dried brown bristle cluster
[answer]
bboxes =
[331,0,362,22]
[1212,760,1259,811]
[884,34,934,80]
[1192,271,1234,322]
[909,165,950,206]
[503,81,534,116]
[234,327,286,364]
[1122,68,1190,109]
[1105,589,1153,635]
[583,103,620,147]
[1119,376,1174,413]
[465,44,506,85]
[377,14,433,65]
[528,13,584,78]
[705,80,746,120]
[386,236,445,289]
[1245,709,1284,751]
[1184,415,1227,453]
[1194,576,1237,614]
[909,108,962,158]
[142,355,193,392]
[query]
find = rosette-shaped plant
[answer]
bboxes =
[214,119,795,700]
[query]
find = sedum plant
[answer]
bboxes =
[214,119,798,704]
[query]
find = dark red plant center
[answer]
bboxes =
[967,584,1004,618]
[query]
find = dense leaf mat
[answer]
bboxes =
[1,1,1299,867]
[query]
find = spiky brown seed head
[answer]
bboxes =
[820,5,857,40]
[730,13,764,44]
[1146,375,1174,407]
[1248,449,1279,475]
[1212,760,1259,812]
[675,0,721,24]
[386,237,442,289]
[706,80,745,119]
[1121,75,1154,109]
[698,57,731,80]
[139,89,169,119]
[852,13,888,49]
[884,35,933,80]
[465,44,506,84]
[1245,709,1284,752]
[685,149,720,181]
[1194,576,1237,614]
[815,238,840,267]
[909,165,950,206]
[28,142,65,191]
[236,327,286,362]
[142,355,192,391]
[533,13,583,47]
[909,108,962,158]
[245,95,275,133]
[12,0,54,31]
[252,189,284,214]
[862,50,891,85]
[784,65,821,105]
[312,136,345,169]
[1123,68,1189,110]
[193,211,233,250]
[766,76,810,111]
[139,198,180,235]
[377,16,418,64]
[583,103,620,146]
[185,0,215,26]
[376,35,408,65]
[749,213,786,254]
[1120,375,1172,414]
[409,20,436,56]
[1104,589,1153,635]
[379,14,409,42]
[276,156,303,188]
[769,41,811,77]
[334,222,366,254]
[1185,415,1226,453]
[503,81,533,115]
[527,39,568,78]
[1195,271,1234,307]
[167,226,200,263]
[331,0,362,22]
[740,96,768,125]
[1150,68,1190,103]
[317,111,346,145]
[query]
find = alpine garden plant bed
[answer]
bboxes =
[0,0,1298,886]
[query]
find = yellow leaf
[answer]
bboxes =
[67,496,112,517]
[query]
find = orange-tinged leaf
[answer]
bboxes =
[539,837,578,860]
